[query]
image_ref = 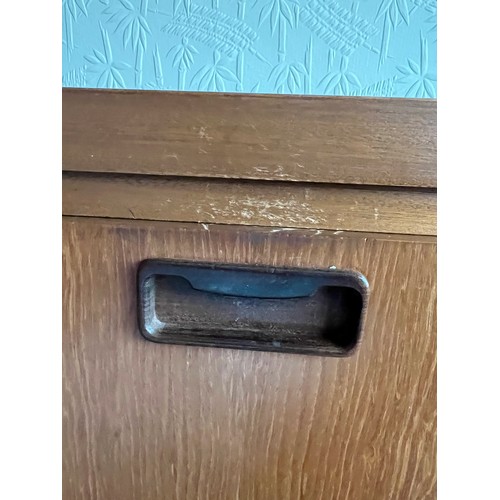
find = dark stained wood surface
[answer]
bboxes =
[62,172,436,235]
[63,217,436,499]
[138,260,367,356]
[62,89,437,188]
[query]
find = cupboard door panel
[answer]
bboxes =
[62,217,436,500]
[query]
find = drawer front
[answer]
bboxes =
[62,217,436,499]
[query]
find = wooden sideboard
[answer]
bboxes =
[62,89,436,499]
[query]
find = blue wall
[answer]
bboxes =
[62,0,436,98]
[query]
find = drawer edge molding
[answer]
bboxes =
[62,172,436,236]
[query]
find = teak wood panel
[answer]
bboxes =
[63,172,436,236]
[63,217,436,500]
[62,89,437,188]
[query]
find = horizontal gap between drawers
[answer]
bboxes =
[64,171,437,194]
[62,216,437,245]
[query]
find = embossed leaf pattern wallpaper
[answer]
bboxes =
[62,0,436,97]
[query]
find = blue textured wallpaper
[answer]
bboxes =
[62,0,436,97]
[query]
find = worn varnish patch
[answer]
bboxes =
[62,172,436,235]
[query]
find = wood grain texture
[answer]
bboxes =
[62,89,437,188]
[62,172,436,235]
[63,217,436,499]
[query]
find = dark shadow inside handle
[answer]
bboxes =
[138,260,368,357]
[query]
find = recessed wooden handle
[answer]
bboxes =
[137,260,368,357]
